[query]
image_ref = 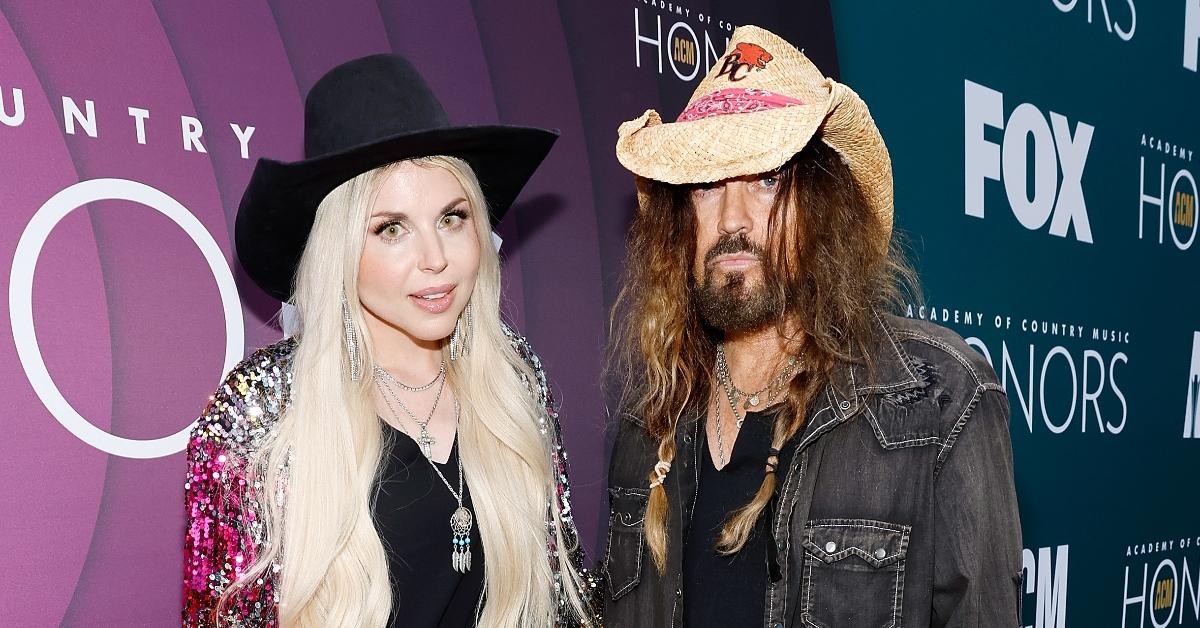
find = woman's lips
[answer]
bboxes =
[409,284,456,314]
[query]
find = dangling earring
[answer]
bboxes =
[449,302,473,361]
[341,293,362,381]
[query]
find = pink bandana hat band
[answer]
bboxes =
[676,87,805,123]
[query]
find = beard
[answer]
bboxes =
[694,234,783,333]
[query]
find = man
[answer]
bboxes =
[602,25,1022,627]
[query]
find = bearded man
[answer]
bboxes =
[601,25,1023,628]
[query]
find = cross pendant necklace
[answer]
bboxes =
[375,366,475,572]
[375,364,447,460]
[416,424,436,459]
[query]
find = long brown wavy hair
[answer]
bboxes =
[608,137,917,571]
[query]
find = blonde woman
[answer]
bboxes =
[183,54,596,627]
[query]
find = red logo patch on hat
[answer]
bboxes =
[717,42,774,82]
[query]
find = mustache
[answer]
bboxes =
[703,234,765,265]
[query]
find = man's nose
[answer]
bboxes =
[717,182,754,236]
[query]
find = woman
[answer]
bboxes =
[183,54,596,627]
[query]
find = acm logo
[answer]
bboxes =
[1123,551,1200,627]
[633,7,731,82]
[964,79,1095,243]
[1024,545,1069,628]
[1138,147,1196,252]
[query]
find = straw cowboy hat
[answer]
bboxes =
[237,53,558,301]
[615,24,893,248]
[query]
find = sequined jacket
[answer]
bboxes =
[183,330,596,627]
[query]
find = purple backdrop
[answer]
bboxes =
[0,1,834,624]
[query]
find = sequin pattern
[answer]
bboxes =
[505,326,604,625]
[184,338,295,627]
[183,331,602,626]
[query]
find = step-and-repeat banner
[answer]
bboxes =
[0,2,836,625]
[831,2,1199,627]
[0,1,1193,625]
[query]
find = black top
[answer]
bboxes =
[681,407,797,628]
[374,428,484,628]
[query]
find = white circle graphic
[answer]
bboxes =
[9,178,244,459]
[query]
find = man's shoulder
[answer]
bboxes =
[876,313,1011,466]
[880,312,1001,391]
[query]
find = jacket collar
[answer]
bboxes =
[658,311,924,447]
[799,311,923,448]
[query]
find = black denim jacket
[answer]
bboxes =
[602,312,1023,627]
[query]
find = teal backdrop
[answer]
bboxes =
[830,2,1200,626]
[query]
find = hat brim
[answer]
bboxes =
[615,82,894,253]
[236,125,558,301]
[615,99,831,185]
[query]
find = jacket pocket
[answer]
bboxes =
[604,486,649,600]
[799,518,910,628]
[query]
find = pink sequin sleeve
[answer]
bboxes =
[505,327,603,625]
[183,340,293,627]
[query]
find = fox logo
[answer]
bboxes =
[717,42,774,81]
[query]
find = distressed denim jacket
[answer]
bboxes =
[602,312,1023,627]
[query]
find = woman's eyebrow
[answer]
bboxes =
[370,210,408,222]
[437,198,468,213]
[371,198,467,221]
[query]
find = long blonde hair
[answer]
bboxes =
[223,156,589,626]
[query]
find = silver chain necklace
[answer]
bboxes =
[713,388,731,468]
[377,360,445,392]
[715,345,799,413]
[428,399,473,573]
[711,346,800,467]
[377,381,474,573]
[376,366,446,459]
[718,352,771,409]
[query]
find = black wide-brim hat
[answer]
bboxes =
[236,53,559,301]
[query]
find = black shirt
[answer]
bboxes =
[681,407,797,628]
[374,428,484,628]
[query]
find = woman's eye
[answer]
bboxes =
[760,175,780,188]
[440,210,468,229]
[374,221,406,239]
